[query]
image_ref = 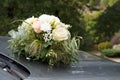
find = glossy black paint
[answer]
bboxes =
[0,36,120,80]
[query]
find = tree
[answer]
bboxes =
[94,0,120,42]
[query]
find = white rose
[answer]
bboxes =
[21,16,37,30]
[25,16,37,24]
[39,14,52,23]
[56,22,71,29]
[32,19,41,33]
[50,15,60,28]
[52,27,70,41]
[41,23,52,32]
[39,14,60,28]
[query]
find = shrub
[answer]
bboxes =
[101,48,120,57]
[98,41,112,51]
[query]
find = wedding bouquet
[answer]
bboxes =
[8,14,80,66]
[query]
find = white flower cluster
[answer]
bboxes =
[16,14,71,42]
[43,31,53,42]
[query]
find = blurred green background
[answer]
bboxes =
[0,0,120,51]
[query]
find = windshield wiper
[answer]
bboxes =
[0,53,30,80]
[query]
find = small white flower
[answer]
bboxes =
[43,31,53,42]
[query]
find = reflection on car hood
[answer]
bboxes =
[0,36,120,80]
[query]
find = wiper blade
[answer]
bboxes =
[0,53,30,80]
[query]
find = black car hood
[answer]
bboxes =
[0,36,120,80]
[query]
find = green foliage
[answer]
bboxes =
[83,11,103,43]
[108,0,118,6]
[101,48,120,57]
[46,37,80,66]
[9,32,80,66]
[0,0,83,35]
[98,41,112,51]
[94,0,120,42]
[100,0,118,8]
[81,0,116,49]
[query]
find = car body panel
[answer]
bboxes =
[0,36,120,80]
